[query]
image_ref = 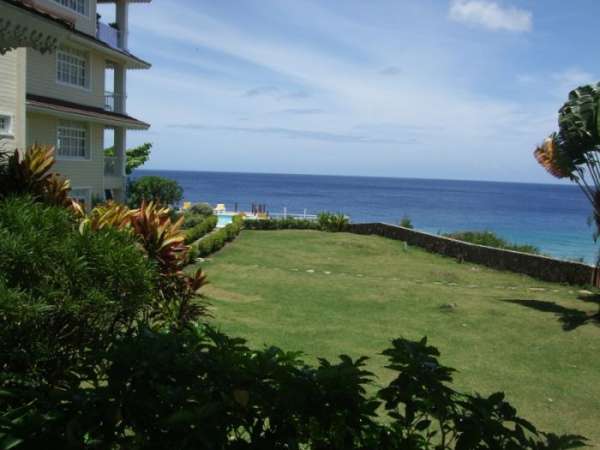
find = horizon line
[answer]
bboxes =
[134,168,572,188]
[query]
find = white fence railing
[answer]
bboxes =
[104,92,126,113]
[97,22,122,50]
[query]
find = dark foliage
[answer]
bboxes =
[0,196,156,391]
[128,176,183,208]
[0,327,585,449]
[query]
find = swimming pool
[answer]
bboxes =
[216,213,238,228]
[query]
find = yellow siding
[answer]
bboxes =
[27,46,106,109]
[0,51,22,151]
[26,112,108,199]
[31,0,99,36]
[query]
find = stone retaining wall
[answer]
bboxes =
[348,223,596,286]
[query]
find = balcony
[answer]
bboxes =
[104,91,125,114]
[104,156,121,176]
[97,22,123,50]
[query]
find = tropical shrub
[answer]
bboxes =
[318,211,350,232]
[534,83,600,243]
[182,212,205,229]
[0,196,156,391]
[243,217,320,230]
[104,142,152,175]
[184,215,217,244]
[0,326,585,449]
[191,216,243,258]
[80,200,208,327]
[0,146,80,211]
[444,231,540,254]
[128,175,183,208]
[189,202,214,217]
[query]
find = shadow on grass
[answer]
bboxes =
[502,297,600,331]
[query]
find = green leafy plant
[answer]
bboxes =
[444,231,540,254]
[534,83,600,243]
[0,196,156,391]
[191,216,243,258]
[400,215,414,229]
[189,202,214,217]
[105,142,152,175]
[184,215,217,244]
[318,212,350,232]
[128,175,183,208]
[243,217,320,230]
[0,324,585,449]
[0,146,80,211]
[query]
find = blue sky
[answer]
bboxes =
[102,0,600,183]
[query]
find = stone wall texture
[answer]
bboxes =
[348,223,596,286]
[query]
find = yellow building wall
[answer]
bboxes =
[0,49,26,153]
[26,45,106,109]
[30,0,99,37]
[26,112,106,199]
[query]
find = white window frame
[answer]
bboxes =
[0,113,13,137]
[70,187,92,209]
[51,0,89,17]
[56,46,90,90]
[56,121,90,160]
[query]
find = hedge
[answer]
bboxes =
[189,216,243,258]
[184,215,218,244]
[243,217,320,230]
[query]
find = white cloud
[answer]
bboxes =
[449,0,532,32]
[126,1,555,181]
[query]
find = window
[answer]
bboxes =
[70,188,91,209]
[52,0,88,16]
[57,121,88,159]
[0,115,11,135]
[57,47,88,88]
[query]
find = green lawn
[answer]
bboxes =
[191,230,600,446]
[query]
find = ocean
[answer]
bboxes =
[134,170,598,264]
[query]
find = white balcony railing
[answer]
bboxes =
[104,92,126,113]
[104,156,120,176]
[97,22,123,50]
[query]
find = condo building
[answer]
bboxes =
[0,0,151,204]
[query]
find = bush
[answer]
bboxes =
[128,176,183,208]
[444,231,540,255]
[189,202,214,217]
[318,211,350,232]
[400,215,413,229]
[1,326,585,449]
[243,217,320,230]
[184,215,217,244]
[191,216,243,258]
[0,196,156,390]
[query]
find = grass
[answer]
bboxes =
[191,230,600,446]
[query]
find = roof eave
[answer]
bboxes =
[27,100,150,130]
[69,33,151,70]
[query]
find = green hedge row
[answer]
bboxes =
[243,217,320,230]
[184,215,218,244]
[189,216,243,259]
[242,212,350,232]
